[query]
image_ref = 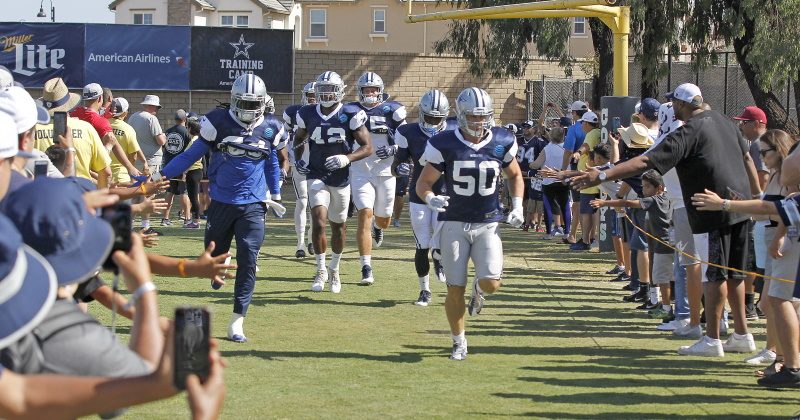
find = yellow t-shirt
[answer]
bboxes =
[187,136,203,172]
[578,128,601,194]
[35,117,111,181]
[108,117,141,184]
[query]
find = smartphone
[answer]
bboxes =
[174,307,211,390]
[100,203,133,271]
[52,111,67,144]
[612,116,621,131]
[34,160,48,178]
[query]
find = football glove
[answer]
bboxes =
[324,155,350,170]
[424,192,450,213]
[376,145,398,159]
[506,197,525,228]
[396,163,411,176]
[295,159,310,175]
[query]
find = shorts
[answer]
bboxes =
[522,179,530,201]
[754,221,768,269]
[705,220,749,282]
[673,207,709,267]
[767,233,800,301]
[528,199,543,214]
[627,208,649,252]
[570,188,580,202]
[136,155,162,174]
[608,209,623,238]
[291,166,308,202]
[395,175,409,197]
[308,179,350,224]
[746,221,758,272]
[652,252,674,285]
[199,179,210,194]
[439,221,503,286]
[168,180,187,195]
[409,202,442,249]
[352,172,396,218]
[579,193,599,215]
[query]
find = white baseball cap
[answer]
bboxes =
[0,66,13,89]
[0,87,50,134]
[579,110,599,124]
[0,110,33,159]
[141,95,161,108]
[569,101,589,112]
[111,97,129,117]
[665,83,703,107]
[82,83,103,101]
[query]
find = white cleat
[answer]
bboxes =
[468,280,484,316]
[311,269,327,292]
[450,341,468,361]
[329,270,341,294]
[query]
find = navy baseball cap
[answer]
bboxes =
[0,213,57,349]
[5,178,114,286]
[639,98,660,120]
[559,116,573,127]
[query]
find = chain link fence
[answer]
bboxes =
[526,76,592,123]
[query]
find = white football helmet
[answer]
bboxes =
[315,71,346,108]
[301,81,316,105]
[230,73,267,124]
[357,71,384,107]
[419,89,449,136]
[456,87,493,138]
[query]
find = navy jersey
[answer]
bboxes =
[349,100,406,176]
[394,119,458,205]
[161,108,283,204]
[518,136,548,175]
[282,104,303,162]
[422,127,518,223]
[296,103,367,187]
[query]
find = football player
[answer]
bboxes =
[350,72,407,285]
[283,82,316,258]
[293,71,373,293]
[391,89,455,307]
[416,87,525,360]
[156,73,283,343]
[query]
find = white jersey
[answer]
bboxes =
[348,101,407,177]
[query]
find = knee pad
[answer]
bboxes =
[415,248,430,277]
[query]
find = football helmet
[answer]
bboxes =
[301,81,317,105]
[357,71,384,107]
[230,73,267,124]
[456,87,493,138]
[315,71,346,108]
[418,89,449,136]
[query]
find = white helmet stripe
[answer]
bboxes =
[433,90,439,110]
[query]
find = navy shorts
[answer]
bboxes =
[627,208,649,252]
[579,193,599,215]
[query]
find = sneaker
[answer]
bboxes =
[360,265,374,285]
[295,249,306,258]
[720,318,729,336]
[372,225,384,248]
[590,240,599,250]
[622,282,638,291]
[160,218,172,226]
[522,224,529,232]
[611,273,630,283]
[623,288,646,303]
[745,303,759,320]
[673,323,703,339]
[415,290,431,307]
[744,348,777,365]
[678,336,724,357]
[450,341,468,361]
[307,242,314,256]
[636,300,658,310]
[178,210,185,219]
[552,227,565,237]
[329,270,341,294]
[311,270,327,292]
[228,334,247,343]
[606,265,625,275]
[391,219,401,228]
[722,333,756,353]
[757,366,800,388]
[570,241,591,251]
[183,221,200,229]
[433,258,446,283]
[141,227,161,236]
[468,280,485,316]
[658,318,690,331]
[756,305,765,318]
[200,214,208,220]
[661,311,676,323]
[648,306,670,319]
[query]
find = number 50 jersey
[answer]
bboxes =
[421,127,518,223]
[296,103,368,187]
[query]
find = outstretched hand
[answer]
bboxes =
[193,241,236,287]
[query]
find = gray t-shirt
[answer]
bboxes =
[127,111,163,159]
[749,138,768,173]
[640,193,673,254]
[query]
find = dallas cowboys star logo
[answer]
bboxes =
[230,34,254,59]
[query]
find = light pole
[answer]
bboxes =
[36,0,55,22]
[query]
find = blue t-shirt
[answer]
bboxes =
[563,121,586,153]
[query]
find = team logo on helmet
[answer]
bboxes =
[339,114,348,123]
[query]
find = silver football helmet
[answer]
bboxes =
[455,87,494,138]
[230,73,267,124]
[357,71,384,107]
[301,81,317,105]
[418,89,449,136]
[315,71,346,108]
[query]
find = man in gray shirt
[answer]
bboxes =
[127,95,167,233]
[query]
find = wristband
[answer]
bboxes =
[65,147,76,153]
[124,281,156,310]
[139,183,148,195]
[512,196,523,210]
[424,191,435,203]
[722,199,731,212]
[177,258,187,277]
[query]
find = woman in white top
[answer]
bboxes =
[531,127,569,237]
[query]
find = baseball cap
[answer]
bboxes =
[639,98,660,120]
[522,120,535,128]
[40,77,81,115]
[618,123,655,149]
[175,109,187,121]
[141,94,161,108]
[111,97,129,117]
[0,212,57,350]
[665,83,703,107]
[559,116,573,127]
[579,111,599,124]
[733,106,767,124]
[0,86,50,134]
[569,101,588,112]
[82,83,103,101]
[0,66,13,89]
[5,178,114,286]
[0,110,33,159]
[187,111,199,121]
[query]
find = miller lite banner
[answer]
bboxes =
[190,27,292,93]
[85,24,190,90]
[0,23,84,87]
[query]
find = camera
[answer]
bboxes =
[100,203,132,271]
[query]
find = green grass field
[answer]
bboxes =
[93,190,800,419]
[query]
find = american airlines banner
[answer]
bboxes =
[190,27,293,93]
[0,23,84,87]
[84,24,190,90]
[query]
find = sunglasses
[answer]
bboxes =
[759,147,775,157]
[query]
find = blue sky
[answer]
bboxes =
[5,0,114,23]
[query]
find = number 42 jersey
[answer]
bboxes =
[421,127,518,223]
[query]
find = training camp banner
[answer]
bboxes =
[190,27,293,93]
[0,23,85,87]
[84,25,190,91]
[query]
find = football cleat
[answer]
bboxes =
[360,265,375,285]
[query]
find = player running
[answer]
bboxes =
[416,87,525,360]
[293,71,373,293]
[391,89,454,307]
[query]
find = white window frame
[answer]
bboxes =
[373,9,386,34]
[220,15,234,27]
[133,12,153,25]
[573,17,586,36]
[236,15,249,27]
[309,9,326,38]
